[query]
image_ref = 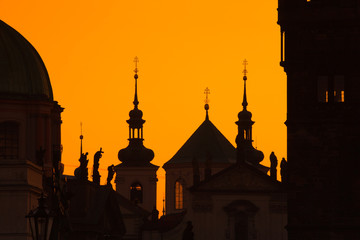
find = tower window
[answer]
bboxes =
[175,180,184,210]
[0,122,19,159]
[334,75,345,102]
[317,76,329,103]
[130,182,143,203]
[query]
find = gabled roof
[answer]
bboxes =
[163,118,236,168]
[189,162,283,193]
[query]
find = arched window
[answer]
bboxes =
[130,182,143,203]
[175,180,184,210]
[0,122,19,159]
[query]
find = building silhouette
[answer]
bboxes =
[0,19,63,240]
[115,60,159,213]
[160,68,287,240]
[278,0,360,239]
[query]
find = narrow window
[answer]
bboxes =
[317,76,329,103]
[334,75,345,102]
[0,122,19,159]
[175,180,184,209]
[130,182,143,203]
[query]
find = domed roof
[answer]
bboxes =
[0,20,53,100]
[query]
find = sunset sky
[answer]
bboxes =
[1,0,286,212]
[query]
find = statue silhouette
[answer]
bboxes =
[280,158,288,183]
[74,152,89,180]
[270,152,278,180]
[92,148,103,185]
[107,164,115,186]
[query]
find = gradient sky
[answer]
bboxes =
[1,0,286,212]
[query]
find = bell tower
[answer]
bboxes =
[115,57,159,212]
[278,1,360,239]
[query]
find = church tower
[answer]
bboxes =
[235,60,266,171]
[278,1,360,239]
[115,57,159,212]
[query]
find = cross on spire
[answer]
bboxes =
[134,56,139,74]
[204,87,210,120]
[242,59,248,79]
[204,87,210,104]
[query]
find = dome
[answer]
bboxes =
[118,139,155,167]
[238,109,252,120]
[0,20,53,100]
[129,108,143,119]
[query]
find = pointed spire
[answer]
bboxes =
[242,59,248,110]
[204,87,210,120]
[133,56,139,108]
[80,122,83,157]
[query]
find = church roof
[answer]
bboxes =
[0,20,53,101]
[163,117,236,168]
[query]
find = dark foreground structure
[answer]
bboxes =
[278,0,360,239]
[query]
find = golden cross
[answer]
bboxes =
[134,56,139,73]
[204,87,210,104]
[242,59,248,77]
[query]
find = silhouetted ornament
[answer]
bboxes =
[0,20,53,100]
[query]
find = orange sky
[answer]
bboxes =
[1,0,286,212]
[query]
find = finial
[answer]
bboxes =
[134,56,139,76]
[133,56,139,107]
[204,87,210,120]
[242,59,248,109]
[80,122,83,156]
[242,59,248,81]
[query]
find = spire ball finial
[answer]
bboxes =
[242,59,248,109]
[132,57,140,107]
[204,87,210,120]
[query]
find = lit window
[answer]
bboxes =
[334,75,345,102]
[0,122,19,159]
[130,182,143,203]
[175,180,183,209]
[317,76,329,103]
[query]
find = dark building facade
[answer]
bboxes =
[278,0,360,239]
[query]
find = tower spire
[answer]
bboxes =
[133,56,139,108]
[204,87,210,120]
[80,122,83,157]
[242,59,248,110]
